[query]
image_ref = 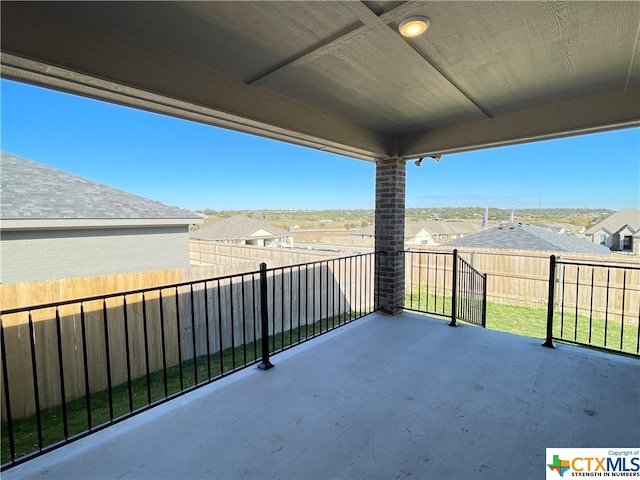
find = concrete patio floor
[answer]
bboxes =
[4,312,639,480]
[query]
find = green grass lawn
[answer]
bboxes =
[1,309,368,465]
[487,301,638,355]
[405,292,639,355]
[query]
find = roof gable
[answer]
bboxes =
[614,225,637,236]
[585,209,640,236]
[0,152,201,221]
[248,227,279,238]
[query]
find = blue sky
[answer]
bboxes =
[1,79,638,212]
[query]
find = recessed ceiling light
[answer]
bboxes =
[398,16,430,37]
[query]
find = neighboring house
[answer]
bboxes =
[531,223,586,237]
[190,215,293,246]
[418,221,481,245]
[351,221,479,246]
[0,152,203,283]
[445,222,611,255]
[584,209,640,253]
[633,231,640,255]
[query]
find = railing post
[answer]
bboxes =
[449,249,458,327]
[481,273,487,328]
[258,262,274,370]
[543,255,556,348]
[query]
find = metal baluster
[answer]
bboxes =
[189,285,199,385]
[1,317,15,462]
[216,280,224,376]
[242,275,248,366]
[142,293,151,403]
[122,296,133,412]
[158,291,169,398]
[604,268,610,348]
[27,312,43,449]
[54,307,68,439]
[620,270,627,351]
[80,304,92,429]
[175,288,184,390]
[229,279,236,370]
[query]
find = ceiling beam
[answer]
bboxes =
[247,0,416,87]
[400,88,640,159]
[344,1,490,118]
[252,1,486,119]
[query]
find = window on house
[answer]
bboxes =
[623,236,632,250]
[599,234,607,245]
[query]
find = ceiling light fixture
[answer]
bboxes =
[398,16,430,37]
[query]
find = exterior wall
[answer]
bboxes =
[0,226,190,283]
[374,157,406,314]
[586,229,611,248]
[613,226,634,251]
[411,230,436,246]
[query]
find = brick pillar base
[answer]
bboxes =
[374,157,405,314]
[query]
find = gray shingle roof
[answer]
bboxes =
[190,215,291,240]
[445,222,611,255]
[0,152,201,220]
[584,209,640,235]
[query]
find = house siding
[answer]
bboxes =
[612,226,635,251]
[1,226,189,283]
[586,229,612,248]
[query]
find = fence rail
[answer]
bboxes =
[403,249,487,327]
[543,255,640,356]
[0,253,380,470]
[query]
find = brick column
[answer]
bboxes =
[375,157,405,314]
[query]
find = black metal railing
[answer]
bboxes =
[543,255,640,356]
[452,254,487,327]
[0,252,380,470]
[403,249,487,327]
[404,249,453,318]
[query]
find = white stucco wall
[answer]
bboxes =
[0,226,190,283]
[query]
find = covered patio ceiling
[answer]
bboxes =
[2,1,639,162]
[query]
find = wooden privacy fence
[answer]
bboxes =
[1,255,375,420]
[189,240,339,267]
[408,246,640,315]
